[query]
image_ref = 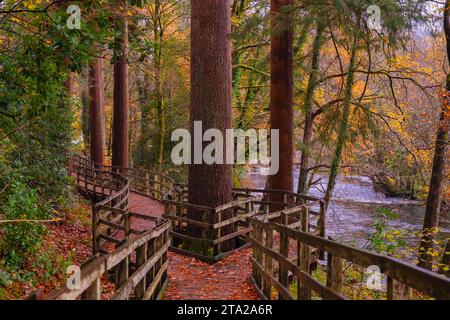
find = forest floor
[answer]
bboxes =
[2,196,94,299]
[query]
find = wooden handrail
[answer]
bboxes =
[249,216,450,300]
[41,155,172,300]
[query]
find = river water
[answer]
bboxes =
[248,167,450,249]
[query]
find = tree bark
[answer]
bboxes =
[112,2,129,168]
[188,0,234,250]
[81,68,90,152]
[88,53,105,166]
[153,0,166,170]
[418,0,450,270]
[267,0,294,210]
[64,57,75,96]
[297,21,325,197]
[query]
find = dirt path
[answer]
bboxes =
[127,192,258,300]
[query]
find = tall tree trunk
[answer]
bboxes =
[418,0,450,270]
[153,3,166,170]
[81,70,89,152]
[64,57,75,96]
[297,21,325,197]
[323,37,358,209]
[188,0,233,250]
[134,76,152,168]
[267,0,294,209]
[112,2,129,168]
[88,53,105,166]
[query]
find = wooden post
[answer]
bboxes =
[387,277,412,300]
[135,243,148,299]
[92,205,99,255]
[318,200,326,259]
[253,224,263,289]
[81,278,101,300]
[215,210,222,256]
[116,257,129,293]
[298,208,311,300]
[146,238,156,289]
[263,227,274,299]
[279,212,289,299]
[326,252,343,296]
[124,212,131,238]
[282,193,288,210]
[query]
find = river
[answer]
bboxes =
[248,167,450,249]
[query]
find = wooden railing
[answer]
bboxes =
[47,221,170,300]
[69,155,174,253]
[233,188,325,240]
[249,215,450,300]
[49,154,172,300]
[69,154,174,201]
[163,185,256,262]
[163,185,326,263]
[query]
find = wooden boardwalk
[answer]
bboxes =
[127,192,257,300]
[39,155,449,301]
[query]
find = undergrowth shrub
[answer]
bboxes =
[0,181,49,270]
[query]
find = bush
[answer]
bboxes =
[0,181,49,270]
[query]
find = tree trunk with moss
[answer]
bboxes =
[112,1,129,168]
[297,21,325,197]
[323,37,358,209]
[418,0,450,270]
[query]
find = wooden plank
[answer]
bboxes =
[135,243,148,300]
[48,255,108,300]
[106,222,170,270]
[170,230,213,245]
[278,213,289,298]
[98,233,121,244]
[213,211,256,230]
[213,226,252,245]
[250,256,294,300]
[113,241,170,300]
[326,252,343,296]
[298,210,311,300]
[251,219,450,300]
[98,218,126,231]
[143,259,170,300]
[130,211,160,221]
[263,228,274,299]
[81,277,101,300]
[254,224,263,289]
[249,234,346,300]
[163,214,212,228]
[387,277,412,300]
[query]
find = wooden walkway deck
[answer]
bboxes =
[127,192,257,300]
